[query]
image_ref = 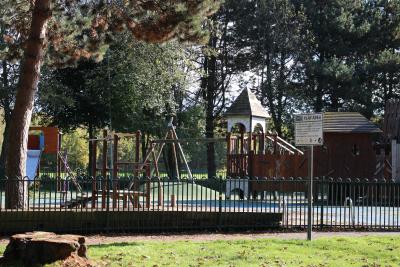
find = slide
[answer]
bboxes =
[26,149,42,181]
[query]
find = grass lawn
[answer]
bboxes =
[1,235,399,266]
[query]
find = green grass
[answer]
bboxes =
[2,236,400,266]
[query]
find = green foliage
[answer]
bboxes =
[0,0,221,66]
[38,34,196,171]
[175,105,226,172]
[62,129,89,170]
[39,33,188,137]
[213,0,400,129]
[105,36,188,135]
[296,0,400,117]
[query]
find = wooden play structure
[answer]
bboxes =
[27,127,77,190]
[225,89,304,178]
[224,89,385,197]
[89,119,193,179]
[74,120,190,209]
[88,130,152,209]
[28,126,61,178]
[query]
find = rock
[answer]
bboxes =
[1,231,90,266]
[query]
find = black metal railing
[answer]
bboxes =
[0,176,399,233]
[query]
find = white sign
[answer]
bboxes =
[295,113,323,146]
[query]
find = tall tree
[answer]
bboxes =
[364,1,400,115]
[0,0,220,208]
[293,0,400,118]
[200,2,245,177]
[0,31,18,177]
[231,0,306,136]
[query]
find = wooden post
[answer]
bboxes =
[170,127,192,179]
[248,150,254,178]
[240,131,245,176]
[240,131,244,155]
[91,139,98,208]
[91,140,97,178]
[135,130,141,177]
[112,134,119,208]
[101,130,107,209]
[133,176,139,208]
[253,133,257,152]
[113,134,118,179]
[57,132,62,179]
[123,193,128,209]
[56,132,62,192]
[152,150,160,176]
[146,178,151,208]
[260,133,265,154]
[227,133,231,176]
[170,130,180,179]
[227,133,232,154]
[158,177,163,206]
[170,194,176,207]
[391,139,400,182]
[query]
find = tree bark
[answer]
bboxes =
[205,112,216,178]
[5,0,51,209]
[0,114,11,178]
[88,123,94,176]
[204,49,216,178]
[0,60,12,178]
[202,36,218,179]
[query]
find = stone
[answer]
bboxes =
[1,231,91,266]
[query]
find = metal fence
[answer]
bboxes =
[0,176,399,233]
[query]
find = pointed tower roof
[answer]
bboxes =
[225,89,269,118]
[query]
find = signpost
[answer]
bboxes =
[294,113,323,241]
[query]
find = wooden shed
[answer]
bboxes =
[313,112,382,179]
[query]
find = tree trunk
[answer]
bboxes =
[205,113,216,178]
[0,60,12,178]
[5,0,51,209]
[202,36,217,179]
[0,114,11,179]
[88,123,94,176]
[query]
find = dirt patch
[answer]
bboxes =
[2,231,400,246]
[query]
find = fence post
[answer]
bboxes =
[218,176,223,231]
[320,177,324,229]
[106,175,110,231]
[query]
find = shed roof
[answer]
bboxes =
[225,89,269,118]
[323,112,382,133]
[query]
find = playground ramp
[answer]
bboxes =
[26,149,41,181]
